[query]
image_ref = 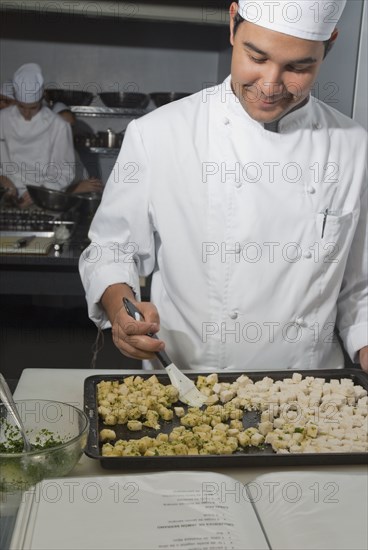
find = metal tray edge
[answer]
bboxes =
[83,369,368,469]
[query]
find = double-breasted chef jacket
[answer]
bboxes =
[0,104,75,197]
[79,77,367,372]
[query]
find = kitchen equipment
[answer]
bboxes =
[45,89,94,106]
[0,373,32,452]
[12,234,36,249]
[150,92,190,107]
[74,133,98,148]
[0,231,56,255]
[26,185,82,212]
[96,129,125,148]
[75,192,102,217]
[0,207,63,231]
[0,400,89,492]
[123,298,207,407]
[84,369,368,469]
[99,92,150,109]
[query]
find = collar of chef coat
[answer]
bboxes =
[222,75,314,134]
[12,103,44,123]
[6,104,58,137]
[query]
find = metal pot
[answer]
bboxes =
[26,185,82,212]
[75,192,102,217]
[150,92,190,107]
[97,130,125,148]
[98,92,149,109]
[74,133,99,148]
[45,89,94,106]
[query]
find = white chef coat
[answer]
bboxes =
[0,104,75,196]
[79,77,367,372]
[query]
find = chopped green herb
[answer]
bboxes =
[0,420,64,453]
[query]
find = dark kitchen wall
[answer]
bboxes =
[0,10,226,98]
[1,1,365,122]
[0,8,229,184]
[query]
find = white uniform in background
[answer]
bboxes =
[0,104,75,197]
[79,77,367,372]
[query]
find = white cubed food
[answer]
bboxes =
[258,421,273,436]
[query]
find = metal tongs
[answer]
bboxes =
[123,298,207,407]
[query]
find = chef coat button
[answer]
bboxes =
[307,186,316,194]
[303,251,312,259]
[223,117,230,126]
[234,243,241,254]
[235,180,242,189]
[313,122,322,130]
[295,317,304,326]
[229,311,238,320]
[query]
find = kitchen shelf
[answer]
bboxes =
[0,0,229,26]
[87,147,121,155]
[71,106,148,118]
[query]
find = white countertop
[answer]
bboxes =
[1,368,367,550]
[11,368,368,481]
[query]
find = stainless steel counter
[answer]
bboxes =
[0,209,150,297]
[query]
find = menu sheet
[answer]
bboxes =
[10,470,367,550]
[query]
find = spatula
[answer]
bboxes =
[123,298,207,407]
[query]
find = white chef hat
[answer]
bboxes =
[52,102,70,114]
[0,80,15,99]
[13,63,44,104]
[237,0,347,41]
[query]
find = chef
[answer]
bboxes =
[0,63,75,207]
[79,0,368,373]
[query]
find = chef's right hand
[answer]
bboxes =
[18,191,33,209]
[102,283,165,360]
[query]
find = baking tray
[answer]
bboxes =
[84,369,368,468]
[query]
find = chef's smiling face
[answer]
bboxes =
[229,3,326,124]
[16,100,42,121]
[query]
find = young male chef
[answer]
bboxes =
[0,63,75,208]
[80,0,368,373]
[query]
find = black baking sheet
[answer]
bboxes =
[84,369,368,468]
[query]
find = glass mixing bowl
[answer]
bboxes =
[0,400,89,492]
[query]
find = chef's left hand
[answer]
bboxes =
[72,178,103,194]
[18,191,33,209]
[359,346,368,373]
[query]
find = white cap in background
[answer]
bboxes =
[13,63,44,104]
[237,0,347,41]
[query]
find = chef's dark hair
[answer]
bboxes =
[232,12,334,58]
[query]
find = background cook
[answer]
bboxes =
[52,102,103,195]
[0,63,75,208]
